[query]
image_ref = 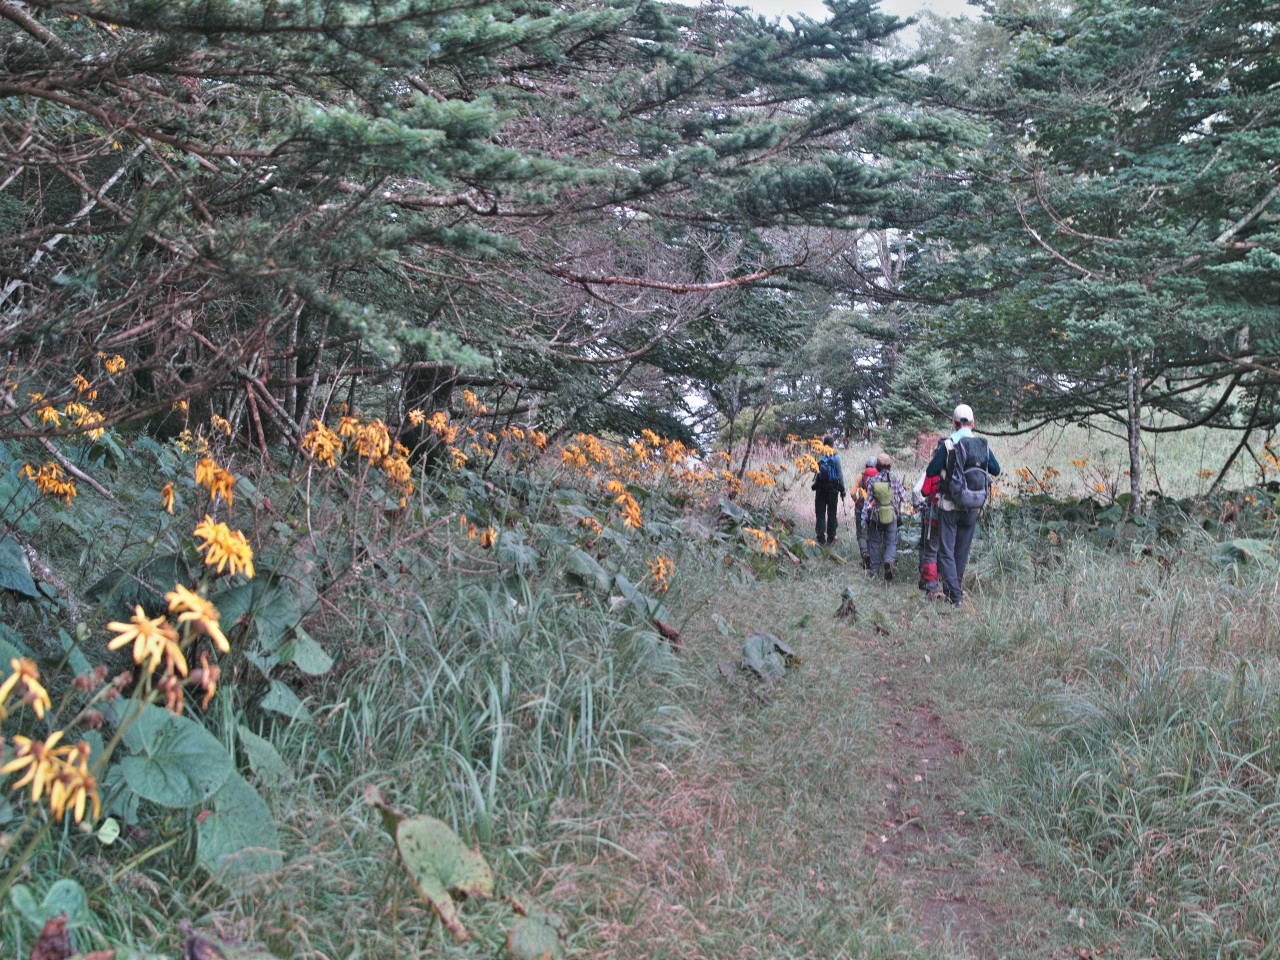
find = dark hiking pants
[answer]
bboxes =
[938,507,978,605]
[815,488,840,543]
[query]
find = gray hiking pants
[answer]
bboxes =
[867,517,897,575]
[938,507,978,605]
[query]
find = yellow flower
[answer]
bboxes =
[337,415,361,438]
[744,527,778,556]
[21,461,76,505]
[648,555,674,593]
[166,584,230,653]
[172,399,189,413]
[99,352,126,374]
[381,454,414,503]
[192,515,255,579]
[210,414,232,437]
[194,457,235,506]
[75,408,106,441]
[37,405,61,427]
[354,419,390,461]
[617,491,643,530]
[0,657,51,720]
[71,373,92,394]
[107,605,186,675]
[448,445,467,469]
[407,408,426,427]
[50,753,100,822]
[1,731,68,806]
[428,412,460,444]
[161,482,176,514]
[301,420,342,467]
[461,389,488,414]
[579,515,602,536]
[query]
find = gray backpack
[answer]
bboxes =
[946,437,990,510]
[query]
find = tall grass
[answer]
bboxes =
[942,522,1280,958]
[202,564,688,957]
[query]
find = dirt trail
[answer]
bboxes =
[590,555,1077,960]
[862,643,1025,954]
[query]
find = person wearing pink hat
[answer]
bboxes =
[923,404,1001,607]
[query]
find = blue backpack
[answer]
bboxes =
[816,454,838,488]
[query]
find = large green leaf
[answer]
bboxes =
[497,532,540,573]
[119,705,234,808]
[9,878,92,932]
[613,572,656,619]
[0,622,32,663]
[1213,538,1278,568]
[197,771,284,878]
[506,917,564,960]
[86,553,191,616]
[209,576,299,652]
[0,537,39,598]
[564,549,610,593]
[277,626,332,676]
[395,815,494,941]
[237,725,293,787]
[259,679,313,724]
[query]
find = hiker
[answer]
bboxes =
[913,470,941,599]
[924,404,1001,607]
[854,455,878,570]
[861,453,908,580]
[811,436,846,545]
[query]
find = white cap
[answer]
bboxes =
[953,403,974,424]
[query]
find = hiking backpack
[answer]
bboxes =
[816,454,838,488]
[870,475,895,524]
[945,436,991,510]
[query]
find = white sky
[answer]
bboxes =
[747,0,976,26]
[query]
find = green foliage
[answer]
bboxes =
[0,538,40,599]
[196,772,284,878]
[379,803,496,941]
[118,705,233,808]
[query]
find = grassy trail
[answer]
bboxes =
[592,533,1088,959]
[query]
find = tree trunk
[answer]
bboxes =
[1126,350,1143,513]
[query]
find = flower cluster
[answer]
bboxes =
[648,555,674,593]
[0,658,102,824]
[1,732,99,823]
[459,514,498,548]
[302,413,415,505]
[105,584,229,715]
[195,457,236,506]
[743,527,779,556]
[193,515,255,578]
[605,480,643,530]
[20,461,76,504]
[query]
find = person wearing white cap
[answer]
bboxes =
[923,404,1001,606]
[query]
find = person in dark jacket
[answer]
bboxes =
[811,436,846,545]
[924,405,1001,606]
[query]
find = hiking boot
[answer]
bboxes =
[883,562,895,582]
[861,555,871,571]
